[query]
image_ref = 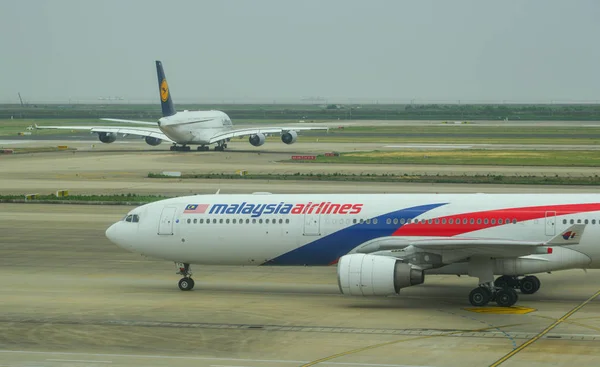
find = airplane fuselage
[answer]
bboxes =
[158,110,232,145]
[106,193,600,276]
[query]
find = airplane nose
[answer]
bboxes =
[105,223,118,244]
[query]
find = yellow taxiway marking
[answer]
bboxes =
[489,288,600,367]
[299,324,513,367]
[463,306,536,315]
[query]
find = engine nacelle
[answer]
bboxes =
[249,133,266,147]
[145,136,162,146]
[337,253,424,296]
[281,130,298,145]
[98,132,117,143]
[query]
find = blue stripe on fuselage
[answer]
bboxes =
[263,203,447,266]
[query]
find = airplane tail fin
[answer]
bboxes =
[156,60,176,117]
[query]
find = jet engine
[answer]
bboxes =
[337,253,424,296]
[281,131,298,145]
[249,133,266,147]
[98,132,117,143]
[145,136,162,146]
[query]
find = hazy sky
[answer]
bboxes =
[1,0,599,104]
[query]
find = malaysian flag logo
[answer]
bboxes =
[184,204,209,214]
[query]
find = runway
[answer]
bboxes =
[1,204,600,366]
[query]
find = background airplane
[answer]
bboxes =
[105,193,599,308]
[37,61,328,151]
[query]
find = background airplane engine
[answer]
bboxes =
[249,133,266,147]
[144,136,162,146]
[281,131,298,144]
[98,132,117,143]
[337,253,424,296]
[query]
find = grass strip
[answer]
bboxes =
[147,172,600,186]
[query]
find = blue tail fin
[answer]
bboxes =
[156,60,176,117]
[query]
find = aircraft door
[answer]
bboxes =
[545,211,556,236]
[158,206,177,235]
[303,213,321,236]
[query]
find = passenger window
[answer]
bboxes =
[193,218,197,224]
[213,219,217,224]
[265,219,270,224]
[353,219,357,224]
[435,219,440,224]
[512,219,517,224]
[428,219,432,224]
[187,219,191,224]
[593,219,596,225]
[570,219,574,224]
[441,219,446,224]
[285,219,290,224]
[491,219,495,225]
[226,219,230,224]
[259,219,263,224]
[279,219,283,224]
[585,219,589,224]
[366,219,371,224]
[449,219,453,224]
[219,219,224,224]
[252,219,256,224]
[469,219,474,224]
[246,219,250,224]
[199,219,204,224]
[476,219,482,224]
[563,219,567,224]
[577,219,582,224]
[373,218,378,225]
[483,219,488,225]
[386,218,391,225]
[398,218,404,224]
[463,219,468,224]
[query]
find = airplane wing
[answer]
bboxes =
[100,118,157,125]
[208,126,329,144]
[357,224,586,262]
[35,124,173,142]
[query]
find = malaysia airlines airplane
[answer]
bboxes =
[105,193,599,307]
[36,61,328,151]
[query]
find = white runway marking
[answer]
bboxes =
[47,359,112,363]
[0,350,434,367]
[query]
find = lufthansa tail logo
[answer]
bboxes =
[160,79,169,102]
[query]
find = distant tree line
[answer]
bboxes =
[1,103,599,121]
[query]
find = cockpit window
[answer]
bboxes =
[124,214,140,223]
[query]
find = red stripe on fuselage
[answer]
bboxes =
[392,203,600,237]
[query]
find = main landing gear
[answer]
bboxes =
[494,275,541,295]
[469,284,519,307]
[176,262,195,291]
[170,145,191,152]
[214,141,227,151]
[197,145,209,151]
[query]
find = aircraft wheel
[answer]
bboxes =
[170,145,176,151]
[495,288,518,307]
[178,277,194,291]
[520,276,540,294]
[469,287,491,307]
[495,275,518,289]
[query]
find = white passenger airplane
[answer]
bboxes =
[105,193,599,307]
[36,61,328,151]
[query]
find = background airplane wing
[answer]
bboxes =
[100,118,157,125]
[208,126,329,144]
[35,125,173,142]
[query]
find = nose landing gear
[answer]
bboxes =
[176,262,194,291]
